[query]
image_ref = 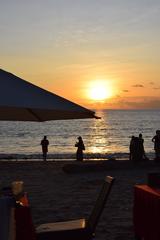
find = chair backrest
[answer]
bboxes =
[87,176,115,232]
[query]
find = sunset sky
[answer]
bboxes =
[1,0,160,109]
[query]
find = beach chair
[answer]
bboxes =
[36,176,115,240]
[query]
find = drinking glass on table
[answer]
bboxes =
[11,181,24,200]
[11,181,29,206]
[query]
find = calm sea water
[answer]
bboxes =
[0,109,159,160]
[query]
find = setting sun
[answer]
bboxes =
[87,80,113,101]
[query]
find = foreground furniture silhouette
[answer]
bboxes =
[134,184,160,240]
[36,176,115,240]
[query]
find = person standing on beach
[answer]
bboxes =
[75,136,85,161]
[129,136,135,161]
[41,136,49,161]
[138,133,146,160]
[152,130,160,161]
[129,135,144,162]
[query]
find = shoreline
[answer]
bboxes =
[0,152,155,161]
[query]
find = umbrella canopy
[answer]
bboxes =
[0,69,96,121]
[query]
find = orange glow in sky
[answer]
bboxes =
[1,1,160,109]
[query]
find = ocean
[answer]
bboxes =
[0,109,159,161]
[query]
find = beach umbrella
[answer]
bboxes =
[0,69,96,121]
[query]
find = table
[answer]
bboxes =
[133,184,160,240]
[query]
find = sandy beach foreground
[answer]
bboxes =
[0,160,160,240]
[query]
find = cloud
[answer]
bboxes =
[88,96,160,110]
[122,89,129,92]
[115,94,121,98]
[132,84,144,88]
[123,99,160,109]
[153,87,160,90]
[149,82,154,85]
[113,97,160,109]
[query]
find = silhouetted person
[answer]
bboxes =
[129,135,144,162]
[75,136,85,161]
[139,133,147,160]
[41,136,49,161]
[152,130,160,162]
[129,136,135,161]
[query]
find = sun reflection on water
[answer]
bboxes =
[86,110,109,154]
[86,110,125,155]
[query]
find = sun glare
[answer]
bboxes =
[88,80,113,101]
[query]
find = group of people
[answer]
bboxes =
[40,135,85,161]
[129,134,146,162]
[129,130,160,162]
[41,130,160,162]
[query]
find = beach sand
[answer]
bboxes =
[0,160,160,240]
